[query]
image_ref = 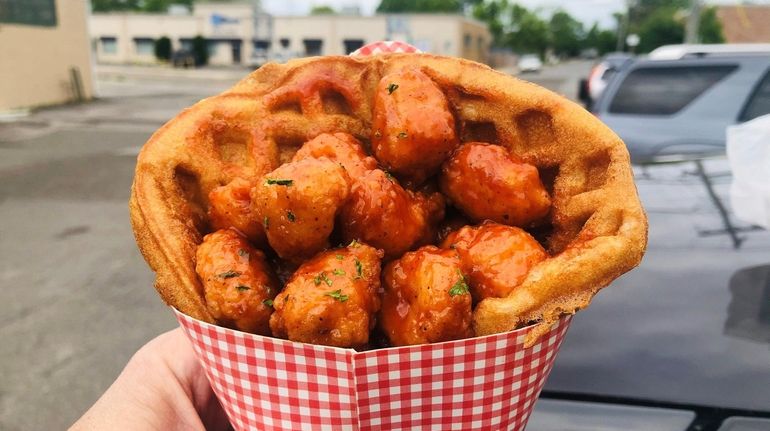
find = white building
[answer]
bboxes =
[89,2,491,66]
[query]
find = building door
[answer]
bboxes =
[231,40,242,63]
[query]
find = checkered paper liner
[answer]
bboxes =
[350,40,422,56]
[174,41,573,430]
[176,310,571,431]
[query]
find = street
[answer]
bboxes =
[1,61,769,430]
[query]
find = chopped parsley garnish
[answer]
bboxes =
[235,285,250,291]
[387,83,399,94]
[397,131,408,139]
[335,254,344,260]
[314,272,333,287]
[218,270,241,279]
[286,210,296,222]
[263,216,269,229]
[265,178,293,186]
[348,239,360,248]
[333,268,346,276]
[238,249,249,257]
[448,271,470,297]
[262,299,274,307]
[325,289,349,302]
[354,259,363,279]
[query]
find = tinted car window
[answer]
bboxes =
[739,68,770,122]
[600,68,617,82]
[609,65,737,115]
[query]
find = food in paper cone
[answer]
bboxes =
[130,46,647,348]
[129,40,647,430]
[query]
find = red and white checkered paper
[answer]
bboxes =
[174,41,574,430]
[350,40,422,56]
[176,309,570,431]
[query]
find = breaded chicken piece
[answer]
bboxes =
[379,246,473,346]
[371,67,459,184]
[292,132,377,179]
[195,229,278,335]
[339,169,444,259]
[269,242,383,348]
[442,222,547,302]
[440,143,551,227]
[252,158,350,263]
[208,177,266,246]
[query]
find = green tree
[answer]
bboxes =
[549,10,583,57]
[629,0,689,28]
[91,0,140,12]
[91,0,192,12]
[584,23,617,55]
[191,35,209,66]
[472,0,508,46]
[154,36,172,61]
[699,6,725,43]
[376,0,462,13]
[637,7,684,53]
[507,4,549,57]
[310,5,336,15]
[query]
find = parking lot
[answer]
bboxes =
[1,63,769,430]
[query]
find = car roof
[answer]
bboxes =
[649,43,770,60]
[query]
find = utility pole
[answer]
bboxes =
[616,0,632,52]
[685,0,702,44]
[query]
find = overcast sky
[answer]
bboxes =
[260,0,770,30]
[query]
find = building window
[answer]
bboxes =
[464,34,471,48]
[134,38,155,56]
[180,39,193,51]
[280,38,290,49]
[477,36,484,50]
[254,39,271,50]
[343,39,364,55]
[101,37,118,55]
[303,39,323,56]
[0,0,57,26]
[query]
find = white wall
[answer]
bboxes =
[89,13,490,65]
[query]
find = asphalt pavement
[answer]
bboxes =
[1,61,768,430]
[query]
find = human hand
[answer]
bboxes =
[70,328,231,431]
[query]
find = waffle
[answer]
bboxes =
[129,54,647,345]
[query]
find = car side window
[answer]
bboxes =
[608,65,738,116]
[739,68,770,122]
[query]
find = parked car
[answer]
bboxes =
[518,54,543,73]
[170,49,196,68]
[578,53,634,109]
[592,54,770,164]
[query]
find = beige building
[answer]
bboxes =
[90,3,491,66]
[716,5,770,43]
[0,0,94,111]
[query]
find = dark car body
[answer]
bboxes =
[593,55,770,164]
[171,49,197,68]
